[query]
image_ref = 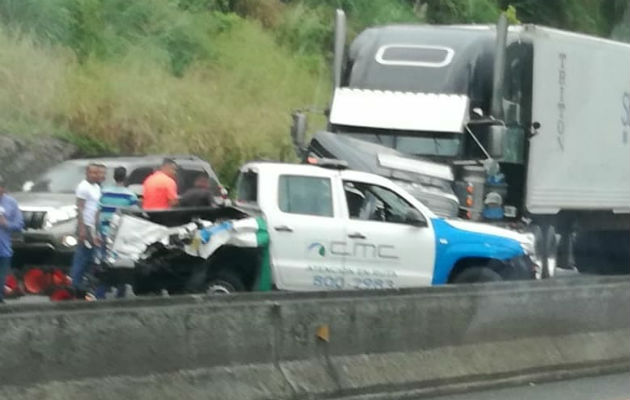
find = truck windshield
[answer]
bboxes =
[31,162,114,193]
[31,162,89,193]
[342,131,461,158]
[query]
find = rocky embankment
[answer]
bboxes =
[0,135,78,190]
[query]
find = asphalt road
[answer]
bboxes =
[423,373,630,400]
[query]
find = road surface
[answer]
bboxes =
[423,373,629,400]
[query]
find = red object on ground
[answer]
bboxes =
[49,288,74,301]
[3,273,18,296]
[23,268,51,294]
[52,268,71,287]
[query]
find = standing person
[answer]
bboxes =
[95,166,138,299]
[96,163,107,187]
[179,173,216,208]
[142,158,179,210]
[0,176,23,303]
[70,163,102,295]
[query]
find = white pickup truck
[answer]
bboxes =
[104,160,537,295]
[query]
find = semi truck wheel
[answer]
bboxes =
[557,229,575,271]
[453,267,502,284]
[527,224,544,279]
[542,225,558,279]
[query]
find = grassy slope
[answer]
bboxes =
[0,16,330,182]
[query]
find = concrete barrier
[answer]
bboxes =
[0,276,628,399]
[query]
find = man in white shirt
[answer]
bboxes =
[70,163,103,294]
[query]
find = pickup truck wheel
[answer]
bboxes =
[453,267,502,284]
[205,271,245,295]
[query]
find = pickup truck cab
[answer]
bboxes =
[234,160,536,289]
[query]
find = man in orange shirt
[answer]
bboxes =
[142,158,179,210]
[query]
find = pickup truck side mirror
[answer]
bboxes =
[405,209,427,227]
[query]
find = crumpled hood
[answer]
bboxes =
[12,192,76,210]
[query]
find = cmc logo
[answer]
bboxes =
[307,242,326,257]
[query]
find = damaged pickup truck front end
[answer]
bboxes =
[102,206,271,295]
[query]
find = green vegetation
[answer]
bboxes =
[0,0,627,182]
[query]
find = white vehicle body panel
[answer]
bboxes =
[340,170,436,287]
[329,88,470,133]
[257,166,347,291]
[525,26,630,214]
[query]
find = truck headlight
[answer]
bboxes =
[44,206,78,229]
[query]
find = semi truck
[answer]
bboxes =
[291,10,630,277]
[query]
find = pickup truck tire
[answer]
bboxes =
[452,267,502,284]
[205,271,245,294]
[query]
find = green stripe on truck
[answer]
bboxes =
[255,217,272,291]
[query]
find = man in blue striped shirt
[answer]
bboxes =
[96,166,138,299]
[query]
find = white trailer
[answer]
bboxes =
[526,27,630,216]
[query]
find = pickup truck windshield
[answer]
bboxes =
[342,131,461,157]
[344,180,418,224]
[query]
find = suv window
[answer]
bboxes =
[127,167,155,186]
[31,162,86,193]
[278,175,333,217]
[176,167,210,195]
[127,165,216,195]
[344,180,421,224]
[235,170,258,204]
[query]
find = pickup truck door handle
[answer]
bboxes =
[348,232,366,239]
[274,225,293,232]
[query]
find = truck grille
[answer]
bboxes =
[21,210,47,230]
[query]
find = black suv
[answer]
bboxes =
[12,155,225,270]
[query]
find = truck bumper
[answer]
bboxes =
[502,254,537,280]
[12,235,76,269]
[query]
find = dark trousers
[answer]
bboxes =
[0,257,10,301]
[70,243,95,292]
